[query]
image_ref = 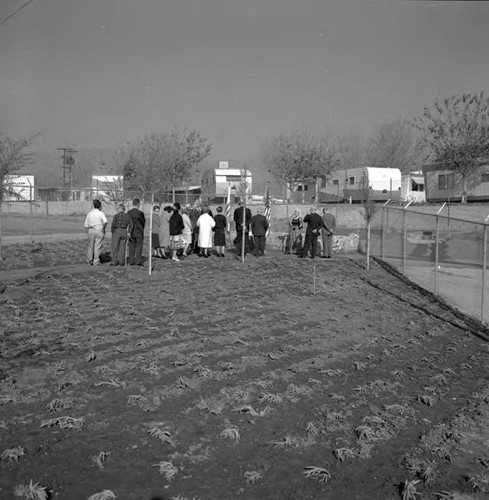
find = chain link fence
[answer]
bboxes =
[369,203,488,325]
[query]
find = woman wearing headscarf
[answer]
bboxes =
[196,207,215,258]
[159,205,173,259]
[169,202,185,262]
[288,209,303,254]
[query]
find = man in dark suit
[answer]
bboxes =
[300,206,324,259]
[321,208,336,258]
[233,201,252,257]
[127,198,146,266]
[250,208,269,257]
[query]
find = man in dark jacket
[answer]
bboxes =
[250,208,269,257]
[300,206,324,259]
[321,208,336,258]
[233,201,252,257]
[127,198,146,266]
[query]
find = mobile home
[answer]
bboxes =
[423,164,489,203]
[401,171,425,203]
[319,167,402,203]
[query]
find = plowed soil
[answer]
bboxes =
[1,242,489,500]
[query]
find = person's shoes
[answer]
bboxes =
[93,262,101,266]
[172,256,180,262]
[204,253,209,258]
[198,253,203,257]
[119,263,125,267]
[298,255,304,259]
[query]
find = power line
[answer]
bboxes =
[0,0,36,28]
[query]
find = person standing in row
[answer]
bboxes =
[300,206,323,259]
[181,207,193,257]
[250,208,269,257]
[197,207,216,258]
[159,205,173,259]
[84,199,108,266]
[233,201,252,257]
[127,199,146,266]
[288,209,303,254]
[213,206,227,257]
[151,206,165,259]
[321,208,336,259]
[110,203,131,266]
[169,202,185,262]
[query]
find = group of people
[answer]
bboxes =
[288,207,336,259]
[84,198,336,266]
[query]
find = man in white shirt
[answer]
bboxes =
[84,199,108,266]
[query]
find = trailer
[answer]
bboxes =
[319,167,401,203]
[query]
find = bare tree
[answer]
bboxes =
[365,118,419,173]
[335,132,367,171]
[0,135,35,260]
[413,92,489,202]
[119,128,212,202]
[263,128,337,202]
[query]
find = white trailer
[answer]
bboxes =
[320,167,402,203]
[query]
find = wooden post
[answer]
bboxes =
[366,220,371,271]
[434,214,440,294]
[482,224,487,324]
[148,193,154,275]
[241,199,246,263]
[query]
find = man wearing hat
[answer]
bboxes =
[111,203,132,266]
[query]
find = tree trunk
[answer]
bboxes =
[461,175,468,203]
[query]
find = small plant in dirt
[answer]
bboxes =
[46,397,74,412]
[273,435,298,448]
[232,404,271,417]
[353,361,367,371]
[258,393,283,404]
[87,491,117,500]
[40,416,84,430]
[303,466,332,484]
[355,425,376,442]
[153,461,179,481]
[420,462,438,486]
[13,481,49,500]
[467,472,489,492]
[95,378,126,388]
[220,427,240,443]
[127,394,152,411]
[334,447,357,462]
[430,374,448,386]
[1,446,25,463]
[148,427,177,447]
[244,470,263,484]
[418,394,437,407]
[306,421,319,436]
[91,451,110,470]
[401,479,421,500]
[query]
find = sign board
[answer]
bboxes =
[218,161,229,169]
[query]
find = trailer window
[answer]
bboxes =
[349,177,354,185]
[333,179,339,185]
[438,173,455,190]
[481,173,489,183]
[411,180,424,192]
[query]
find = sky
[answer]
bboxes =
[1,0,489,179]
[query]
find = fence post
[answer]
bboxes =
[434,203,446,295]
[402,200,413,273]
[381,199,391,261]
[482,224,487,324]
[434,214,439,294]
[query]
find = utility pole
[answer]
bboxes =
[58,147,77,190]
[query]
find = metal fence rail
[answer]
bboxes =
[371,202,488,325]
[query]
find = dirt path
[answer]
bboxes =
[1,253,489,499]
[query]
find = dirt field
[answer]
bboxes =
[1,235,489,499]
